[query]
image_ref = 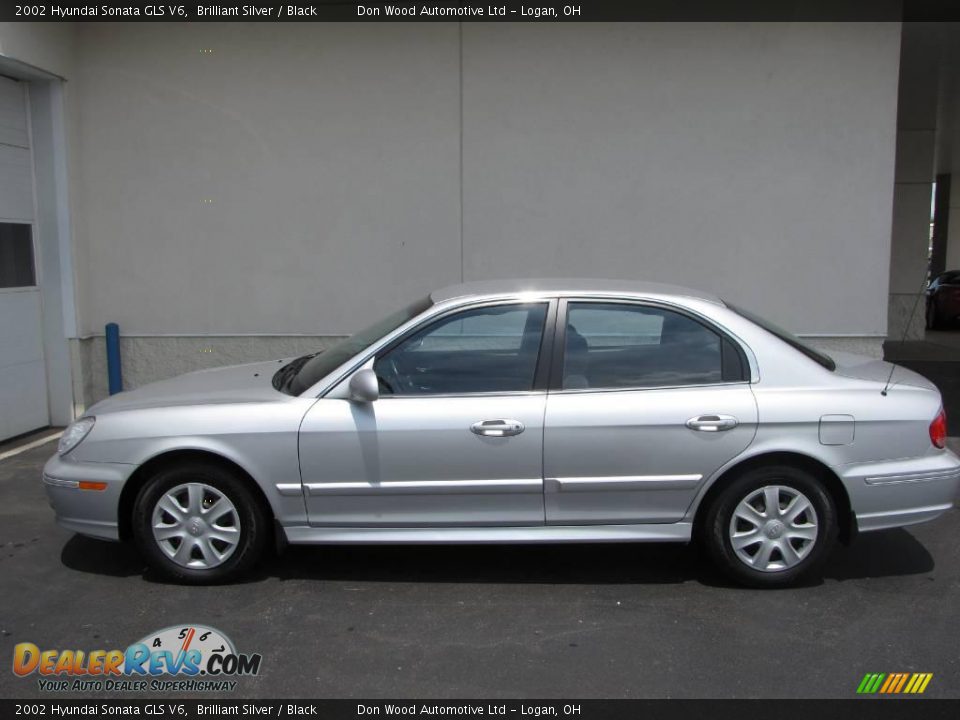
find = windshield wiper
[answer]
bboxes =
[272,352,320,393]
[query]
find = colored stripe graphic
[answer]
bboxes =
[893,673,909,693]
[857,672,932,694]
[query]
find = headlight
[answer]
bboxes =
[58,417,95,455]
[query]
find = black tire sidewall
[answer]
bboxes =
[132,463,267,584]
[704,465,837,588]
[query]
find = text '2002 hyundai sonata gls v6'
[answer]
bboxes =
[44,280,960,587]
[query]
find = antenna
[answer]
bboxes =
[882,271,931,396]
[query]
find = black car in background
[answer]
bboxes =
[926,270,960,329]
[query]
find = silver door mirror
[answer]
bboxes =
[348,368,379,403]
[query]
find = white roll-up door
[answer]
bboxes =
[0,75,49,441]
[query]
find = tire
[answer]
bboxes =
[132,462,269,584]
[702,465,837,588]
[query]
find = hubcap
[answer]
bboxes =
[151,483,241,570]
[729,485,818,573]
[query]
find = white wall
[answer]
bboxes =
[463,22,901,336]
[68,23,899,340]
[73,23,461,336]
[0,23,76,78]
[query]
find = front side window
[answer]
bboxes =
[561,302,729,390]
[375,303,548,396]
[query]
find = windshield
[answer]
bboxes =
[283,296,433,395]
[726,302,836,372]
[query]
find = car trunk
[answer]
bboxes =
[829,351,938,391]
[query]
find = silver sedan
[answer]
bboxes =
[43,280,960,586]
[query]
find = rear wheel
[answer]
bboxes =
[132,462,269,584]
[702,465,837,587]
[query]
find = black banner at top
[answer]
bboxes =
[2,0,960,23]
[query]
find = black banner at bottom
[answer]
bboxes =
[2,700,959,720]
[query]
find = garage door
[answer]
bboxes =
[0,75,48,441]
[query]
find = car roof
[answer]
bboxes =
[430,278,724,305]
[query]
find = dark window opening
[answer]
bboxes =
[0,223,35,288]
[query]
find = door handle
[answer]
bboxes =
[686,414,738,432]
[470,419,525,437]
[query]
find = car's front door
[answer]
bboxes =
[298,300,554,527]
[544,300,758,524]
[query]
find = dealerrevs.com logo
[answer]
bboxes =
[12,624,262,693]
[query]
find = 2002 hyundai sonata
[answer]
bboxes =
[44,280,959,586]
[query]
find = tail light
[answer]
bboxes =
[929,408,947,449]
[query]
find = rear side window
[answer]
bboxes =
[561,303,743,390]
[727,302,835,371]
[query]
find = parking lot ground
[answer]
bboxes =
[1,439,959,700]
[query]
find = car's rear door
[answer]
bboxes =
[543,299,758,524]
[298,299,556,527]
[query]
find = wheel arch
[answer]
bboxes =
[691,450,855,544]
[117,449,276,542]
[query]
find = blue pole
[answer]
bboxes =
[105,322,123,395]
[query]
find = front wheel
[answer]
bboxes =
[132,462,269,584]
[702,465,837,588]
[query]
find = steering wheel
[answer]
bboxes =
[380,356,415,394]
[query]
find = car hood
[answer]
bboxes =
[86,359,293,414]
[830,351,937,391]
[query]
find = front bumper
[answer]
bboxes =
[839,450,960,532]
[42,453,136,541]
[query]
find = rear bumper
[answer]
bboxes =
[42,453,135,541]
[838,450,960,532]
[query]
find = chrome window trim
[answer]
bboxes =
[301,292,759,398]
[548,380,752,396]
[374,390,548,400]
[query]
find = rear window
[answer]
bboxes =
[726,302,836,372]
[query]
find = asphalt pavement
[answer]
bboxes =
[1,438,958,700]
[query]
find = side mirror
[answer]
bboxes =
[348,368,379,403]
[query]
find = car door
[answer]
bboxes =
[544,299,758,524]
[298,300,555,527]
